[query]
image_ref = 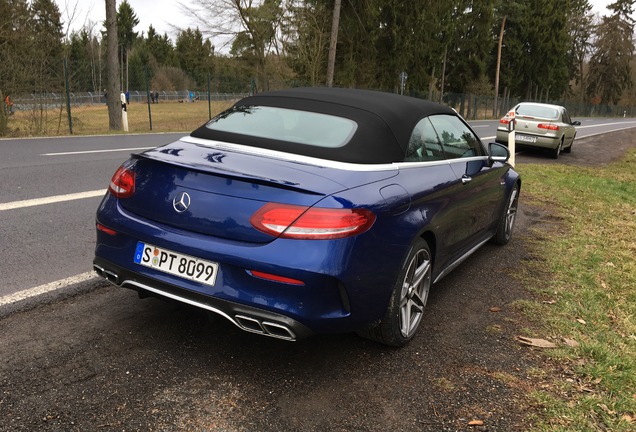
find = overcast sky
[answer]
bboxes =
[55,0,189,39]
[54,0,616,42]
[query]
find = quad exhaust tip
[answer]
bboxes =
[235,314,296,341]
[94,264,119,285]
[93,264,298,341]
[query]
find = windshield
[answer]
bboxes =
[206,106,358,148]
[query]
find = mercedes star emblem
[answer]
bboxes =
[173,191,191,213]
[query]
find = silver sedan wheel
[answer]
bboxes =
[552,140,563,159]
[399,247,432,338]
[504,188,519,240]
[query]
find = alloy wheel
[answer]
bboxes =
[399,248,432,338]
[504,188,519,240]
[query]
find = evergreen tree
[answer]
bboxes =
[175,28,214,87]
[145,25,177,67]
[496,0,571,100]
[568,0,594,104]
[117,0,139,54]
[68,31,94,91]
[0,0,32,134]
[445,0,496,94]
[0,0,31,95]
[587,0,635,104]
[117,0,139,90]
[29,0,65,91]
[334,0,381,88]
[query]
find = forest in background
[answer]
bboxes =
[1,0,635,135]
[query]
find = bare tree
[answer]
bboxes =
[281,0,330,86]
[58,0,81,42]
[178,0,283,91]
[105,0,121,130]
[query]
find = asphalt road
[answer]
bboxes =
[1,124,635,431]
[0,133,186,299]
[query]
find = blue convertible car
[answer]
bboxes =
[94,87,520,346]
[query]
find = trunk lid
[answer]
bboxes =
[118,139,397,243]
[515,116,554,136]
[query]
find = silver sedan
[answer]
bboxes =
[496,102,580,159]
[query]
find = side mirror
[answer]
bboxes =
[572,120,581,126]
[488,142,510,164]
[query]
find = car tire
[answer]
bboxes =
[492,183,519,245]
[563,142,572,153]
[357,238,432,346]
[551,139,563,159]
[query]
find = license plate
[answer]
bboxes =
[515,134,537,143]
[134,242,218,286]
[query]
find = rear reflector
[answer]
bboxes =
[250,203,376,239]
[96,223,117,235]
[248,270,305,286]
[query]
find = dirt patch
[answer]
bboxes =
[0,131,634,432]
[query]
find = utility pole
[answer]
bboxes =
[494,16,506,118]
[326,0,341,87]
[105,0,121,130]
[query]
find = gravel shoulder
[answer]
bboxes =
[1,130,634,432]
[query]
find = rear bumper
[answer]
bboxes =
[495,129,561,149]
[94,194,408,340]
[94,257,314,341]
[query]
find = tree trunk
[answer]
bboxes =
[439,45,447,104]
[0,89,7,136]
[326,0,341,87]
[105,0,121,130]
[429,65,436,101]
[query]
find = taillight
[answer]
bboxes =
[250,203,376,239]
[538,123,560,131]
[499,118,510,125]
[109,164,135,198]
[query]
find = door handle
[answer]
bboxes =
[461,175,472,185]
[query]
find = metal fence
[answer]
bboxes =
[10,90,248,110]
[438,92,636,121]
[0,56,256,137]
[3,56,635,137]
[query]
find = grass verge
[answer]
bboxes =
[4,100,236,137]
[516,149,636,431]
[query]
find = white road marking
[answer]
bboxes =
[0,272,98,307]
[577,121,636,129]
[41,147,153,156]
[0,189,107,211]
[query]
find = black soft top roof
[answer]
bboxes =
[191,87,456,164]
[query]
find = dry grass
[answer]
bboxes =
[5,100,236,137]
